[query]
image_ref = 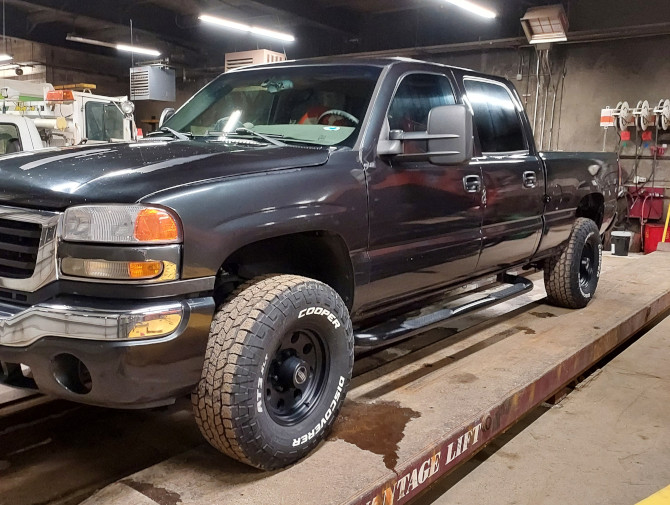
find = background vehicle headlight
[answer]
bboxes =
[62,205,182,244]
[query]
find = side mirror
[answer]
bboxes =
[427,104,473,165]
[376,104,473,164]
[158,107,175,128]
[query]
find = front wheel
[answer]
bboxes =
[544,217,602,309]
[192,274,354,470]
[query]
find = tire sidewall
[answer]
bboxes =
[250,284,352,462]
[572,223,602,305]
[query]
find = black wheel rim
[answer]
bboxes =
[579,242,596,291]
[265,327,328,426]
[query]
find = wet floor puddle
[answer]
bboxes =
[121,479,183,505]
[329,400,420,470]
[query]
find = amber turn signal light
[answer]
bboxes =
[134,208,180,242]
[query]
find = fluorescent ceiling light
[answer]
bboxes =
[116,44,161,57]
[444,0,496,19]
[67,34,160,56]
[0,54,13,62]
[66,34,116,49]
[199,14,295,42]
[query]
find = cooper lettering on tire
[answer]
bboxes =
[192,274,354,470]
[544,218,602,309]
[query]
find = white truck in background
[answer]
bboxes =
[0,78,135,153]
[0,114,43,153]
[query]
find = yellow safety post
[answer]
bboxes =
[663,203,670,242]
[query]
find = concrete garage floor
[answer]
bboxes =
[418,307,670,505]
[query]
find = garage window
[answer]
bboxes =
[85,102,124,141]
[0,123,21,154]
[463,78,526,153]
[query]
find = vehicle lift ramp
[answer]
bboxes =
[84,252,670,505]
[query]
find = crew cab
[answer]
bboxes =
[0,58,617,470]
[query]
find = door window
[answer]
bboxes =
[463,79,526,153]
[388,73,456,133]
[0,123,21,154]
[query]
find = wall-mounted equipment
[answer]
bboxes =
[224,49,286,72]
[633,100,655,131]
[654,99,670,131]
[130,65,175,101]
[521,5,569,44]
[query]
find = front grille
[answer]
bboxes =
[0,218,42,279]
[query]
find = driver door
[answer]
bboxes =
[363,72,483,308]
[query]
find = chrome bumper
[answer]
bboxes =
[0,300,185,347]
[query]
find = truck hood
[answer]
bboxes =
[0,140,331,210]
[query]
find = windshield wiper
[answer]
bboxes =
[231,127,286,147]
[157,126,190,141]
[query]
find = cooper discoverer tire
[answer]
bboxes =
[192,274,354,470]
[544,217,602,309]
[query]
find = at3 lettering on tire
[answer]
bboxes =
[192,274,354,470]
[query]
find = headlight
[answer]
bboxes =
[120,100,135,116]
[62,205,181,244]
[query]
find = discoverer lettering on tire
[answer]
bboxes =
[293,375,345,447]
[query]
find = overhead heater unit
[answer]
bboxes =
[130,65,176,101]
[224,49,286,72]
[520,5,569,44]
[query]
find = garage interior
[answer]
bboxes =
[2,1,670,504]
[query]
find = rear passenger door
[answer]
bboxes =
[462,77,545,272]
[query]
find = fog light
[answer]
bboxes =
[61,258,174,280]
[128,261,163,279]
[125,312,182,339]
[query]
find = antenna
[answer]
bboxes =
[130,18,134,67]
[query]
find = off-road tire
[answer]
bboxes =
[192,274,354,470]
[544,217,602,309]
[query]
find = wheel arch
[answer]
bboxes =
[576,193,605,229]
[214,231,355,310]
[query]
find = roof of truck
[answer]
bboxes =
[230,56,475,74]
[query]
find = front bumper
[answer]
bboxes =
[0,296,215,408]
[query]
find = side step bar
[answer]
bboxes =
[354,273,534,347]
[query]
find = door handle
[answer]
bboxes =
[522,171,537,189]
[463,174,482,193]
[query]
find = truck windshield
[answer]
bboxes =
[163,65,382,147]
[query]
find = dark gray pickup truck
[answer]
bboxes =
[0,57,617,469]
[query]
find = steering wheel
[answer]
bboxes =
[317,109,359,126]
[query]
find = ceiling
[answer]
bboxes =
[1,0,570,67]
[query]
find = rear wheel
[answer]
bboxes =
[544,217,602,309]
[192,274,353,470]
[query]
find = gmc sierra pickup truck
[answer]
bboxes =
[0,58,617,470]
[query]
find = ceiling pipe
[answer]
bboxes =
[343,22,670,59]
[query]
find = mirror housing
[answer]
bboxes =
[158,107,175,128]
[427,104,473,165]
[376,104,473,164]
